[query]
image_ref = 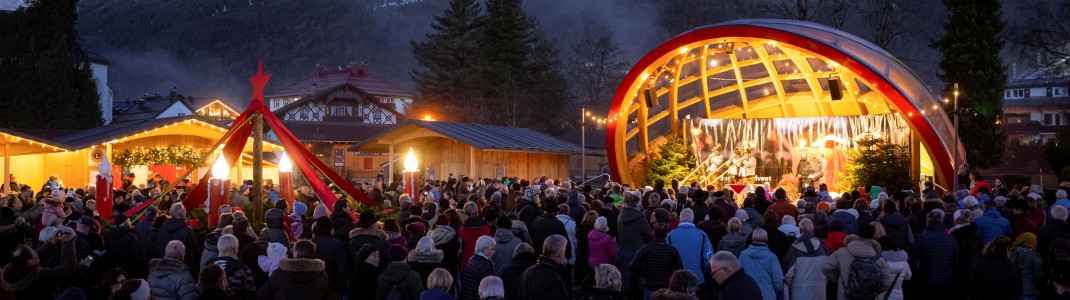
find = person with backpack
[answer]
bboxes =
[820,222,893,300]
[376,245,425,300]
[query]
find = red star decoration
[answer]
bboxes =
[249,60,272,107]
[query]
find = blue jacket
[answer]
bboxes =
[911,225,958,285]
[739,242,784,300]
[667,222,713,284]
[827,210,858,234]
[975,208,1012,244]
[421,289,455,300]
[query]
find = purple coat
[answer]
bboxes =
[587,229,618,269]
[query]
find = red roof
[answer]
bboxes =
[267,63,413,98]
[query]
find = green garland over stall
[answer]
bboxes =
[113,145,206,166]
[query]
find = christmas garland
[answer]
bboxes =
[113,145,206,166]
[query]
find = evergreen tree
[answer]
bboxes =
[0,0,102,130]
[836,137,911,192]
[475,0,570,133]
[410,0,483,121]
[932,0,1007,170]
[643,135,695,186]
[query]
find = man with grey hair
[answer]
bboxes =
[147,240,199,300]
[667,208,715,297]
[461,235,497,300]
[207,234,256,299]
[519,235,570,300]
[502,243,537,300]
[154,203,197,271]
[782,218,829,299]
[1040,205,1070,258]
[710,251,762,299]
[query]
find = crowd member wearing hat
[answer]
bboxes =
[1012,232,1044,300]
[376,245,424,300]
[259,208,292,253]
[102,214,147,278]
[348,245,382,300]
[309,216,349,296]
[258,240,330,300]
[348,210,392,271]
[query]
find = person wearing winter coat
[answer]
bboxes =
[258,208,292,252]
[421,268,455,300]
[739,229,784,300]
[614,194,653,296]
[950,209,981,300]
[588,216,618,270]
[782,219,828,300]
[331,201,356,244]
[823,219,848,254]
[878,201,913,251]
[154,204,198,271]
[968,236,1023,300]
[976,201,1013,244]
[667,209,713,287]
[430,215,461,277]
[778,215,801,238]
[208,234,256,300]
[501,243,537,300]
[555,204,579,267]
[585,264,627,300]
[259,240,331,300]
[827,199,858,234]
[911,210,958,299]
[460,236,495,300]
[630,222,683,297]
[878,236,911,300]
[710,251,764,300]
[102,214,147,278]
[350,210,393,271]
[1011,233,1045,299]
[820,223,894,300]
[310,217,350,295]
[519,235,571,300]
[458,202,492,274]
[767,189,799,222]
[148,241,199,300]
[491,218,521,276]
[0,235,76,300]
[349,245,383,300]
[711,191,737,224]
[718,218,748,256]
[409,236,445,289]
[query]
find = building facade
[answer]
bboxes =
[1003,76,1070,145]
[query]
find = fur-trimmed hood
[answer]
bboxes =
[0,265,39,293]
[844,234,881,258]
[349,227,388,240]
[430,225,456,246]
[407,249,444,264]
[277,258,327,283]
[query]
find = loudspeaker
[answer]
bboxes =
[643,88,659,107]
[828,77,843,100]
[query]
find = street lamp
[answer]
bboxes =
[581,106,586,181]
[952,83,960,191]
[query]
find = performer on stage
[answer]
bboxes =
[808,153,828,186]
[796,150,812,192]
[726,149,741,183]
[740,150,757,184]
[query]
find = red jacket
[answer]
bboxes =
[970,181,991,196]
[767,200,800,225]
[457,217,491,273]
[823,231,847,254]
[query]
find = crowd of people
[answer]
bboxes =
[3,171,1070,300]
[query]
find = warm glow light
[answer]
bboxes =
[211,155,230,179]
[278,152,293,173]
[679,47,689,54]
[423,115,434,121]
[403,147,418,172]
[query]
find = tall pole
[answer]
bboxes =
[952,83,960,191]
[581,106,586,181]
[252,112,264,224]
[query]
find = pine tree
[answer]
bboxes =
[477,0,571,133]
[410,0,483,121]
[643,135,695,186]
[932,0,1007,170]
[0,0,102,130]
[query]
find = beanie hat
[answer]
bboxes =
[435,214,451,226]
[389,244,409,263]
[522,187,538,202]
[406,222,427,237]
[955,190,968,200]
[293,202,307,216]
[1014,232,1038,250]
[816,202,831,213]
[266,243,287,262]
[313,203,329,219]
[129,279,150,300]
